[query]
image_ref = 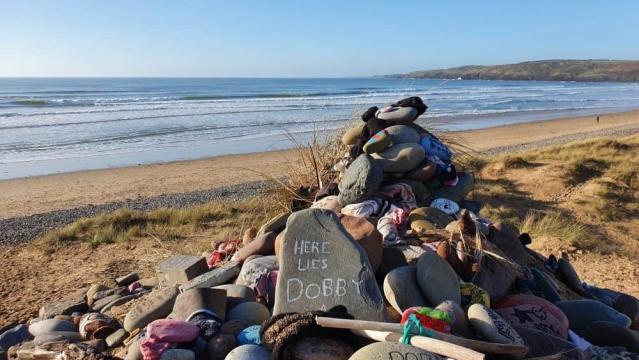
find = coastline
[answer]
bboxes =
[1,108,638,223]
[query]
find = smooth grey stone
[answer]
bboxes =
[581,321,639,353]
[171,288,227,322]
[468,304,524,345]
[116,272,140,287]
[92,294,124,312]
[513,325,580,359]
[273,209,384,321]
[376,106,418,122]
[213,284,256,310]
[105,328,127,348]
[349,341,443,360]
[226,302,270,326]
[126,338,142,360]
[416,251,460,306]
[28,319,76,337]
[371,143,425,173]
[385,125,421,145]
[179,261,241,292]
[38,287,88,319]
[383,266,427,314]
[33,331,81,345]
[235,255,278,287]
[159,349,195,360]
[224,344,270,360]
[430,172,474,204]
[556,299,631,331]
[100,292,146,314]
[436,300,475,339]
[0,324,32,353]
[288,337,353,359]
[157,255,208,287]
[123,286,179,332]
[337,154,383,205]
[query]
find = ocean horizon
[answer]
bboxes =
[2,77,639,180]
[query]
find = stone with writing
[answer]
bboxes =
[273,208,384,321]
[468,303,524,345]
[349,342,443,360]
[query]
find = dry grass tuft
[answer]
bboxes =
[520,211,601,252]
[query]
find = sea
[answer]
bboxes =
[1,77,639,180]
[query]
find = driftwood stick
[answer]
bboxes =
[315,316,528,358]
[351,329,485,360]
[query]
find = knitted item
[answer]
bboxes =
[400,307,452,334]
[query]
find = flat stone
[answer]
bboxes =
[468,304,524,345]
[581,321,639,353]
[92,294,124,312]
[493,294,569,339]
[126,338,142,360]
[234,232,277,263]
[156,255,209,287]
[28,319,76,337]
[341,124,365,146]
[105,328,127,348]
[383,266,427,314]
[179,261,241,292]
[349,342,443,360]
[225,344,271,360]
[213,284,256,310]
[123,286,179,332]
[371,143,425,173]
[138,277,160,289]
[273,209,384,321]
[33,331,82,345]
[385,125,421,145]
[101,293,146,314]
[376,106,418,122]
[416,251,460,306]
[159,349,195,360]
[116,272,140,287]
[0,324,32,353]
[556,299,631,331]
[257,212,290,237]
[227,302,270,326]
[235,256,278,287]
[38,288,89,319]
[405,162,437,183]
[86,284,109,307]
[436,300,475,339]
[206,333,236,360]
[171,288,227,322]
[310,195,342,213]
[338,154,383,205]
[339,215,383,272]
[513,325,580,359]
[288,336,353,359]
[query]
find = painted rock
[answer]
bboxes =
[493,294,569,339]
[224,344,271,360]
[123,286,179,332]
[236,255,278,287]
[383,266,428,314]
[207,333,236,360]
[556,299,631,331]
[416,251,461,306]
[376,106,418,122]
[236,325,261,346]
[436,300,474,339]
[371,143,425,173]
[214,284,256,310]
[28,319,76,337]
[273,209,384,321]
[341,123,365,146]
[349,342,443,360]
[116,272,140,287]
[363,129,392,154]
[385,125,421,145]
[338,154,383,205]
[339,215,383,272]
[581,321,639,353]
[513,325,580,359]
[288,336,353,360]
[227,302,270,326]
[467,304,524,345]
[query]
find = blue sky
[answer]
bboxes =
[1,0,638,77]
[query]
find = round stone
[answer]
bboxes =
[371,143,425,173]
[220,319,249,337]
[33,331,82,345]
[383,266,427,313]
[225,344,271,360]
[468,304,524,345]
[416,251,461,306]
[214,284,256,310]
[28,319,77,337]
[227,302,270,326]
[349,342,442,360]
[341,123,365,146]
[385,125,421,145]
[338,154,383,205]
[287,337,353,360]
[206,333,236,360]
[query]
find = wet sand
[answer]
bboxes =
[1,109,638,220]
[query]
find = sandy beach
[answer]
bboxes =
[2,109,639,221]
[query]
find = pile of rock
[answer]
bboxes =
[2,96,639,359]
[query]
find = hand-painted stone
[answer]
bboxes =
[273,208,384,321]
[349,342,443,360]
[468,304,524,345]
